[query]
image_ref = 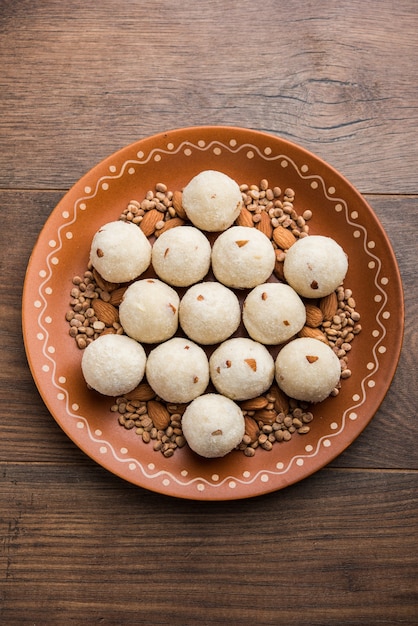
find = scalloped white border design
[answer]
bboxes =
[33,136,390,495]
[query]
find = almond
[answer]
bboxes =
[139,208,162,236]
[298,325,329,344]
[255,211,273,239]
[172,190,187,220]
[109,286,128,306]
[272,225,297,250]
[268,384,290,415]
[319,291,338,321]
[155,217,185,237]
[244,358,257,372]
[100,327,116,336]
[166,403,188,415]
[235,206,254,228]
[126,383,156,402]
[254,408,277,425]
[92,299,119,326]
[273,249,286,280]
[240,396,269,411]
[147,400,171,430]
[305,304,324,328]
[92,268,120,292]
[154,217,186,237]
[273,257,285,281]
[244,416,260,443]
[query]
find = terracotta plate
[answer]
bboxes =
[22,126,404,500]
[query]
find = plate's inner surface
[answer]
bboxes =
[22,127,403,500]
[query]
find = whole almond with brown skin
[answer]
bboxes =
[92,268,120,292]
[147,400,171,430]
[255,211,273,239]
[273,258,285,281]
[155,217,185,237]
[235,206,254,228]
[140,208,162,236]
[100,327,116,336]
[254,408,277,425]
[126,383,156,402]
[319,291,338,321]
[244,416,260,443]
[109,286,129,306]
[269,384,290,415]
[240,396,269,411]
[305,304,324,328]
[298,325,329,344]
[92,299,119,326]
[273,225,297,250]
[166,403,188,415]
[172,190,187,220]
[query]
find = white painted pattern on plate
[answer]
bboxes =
[34,137,389,492]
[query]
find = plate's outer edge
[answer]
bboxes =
[22,126,404,500]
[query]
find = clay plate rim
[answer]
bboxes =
[22,126,404,500]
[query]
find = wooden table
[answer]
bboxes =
[1,2,417,624]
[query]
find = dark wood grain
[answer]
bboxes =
[1,465,417,625]
[1,1,417,624]
[1,0,418,193]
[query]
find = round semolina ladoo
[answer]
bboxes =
[283,235,348,298]
[209,337,275,401]
[181,170,242,232]
[179,282,241,345]
[81,334,146,397]
[151,226,211,287]
[181,394,245,458]
[119,279,179,344]
[145,337,209,403]
[243,282,306,345]
[211,226,275,289]
[89,220,151,283]
[275,337,341,403]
